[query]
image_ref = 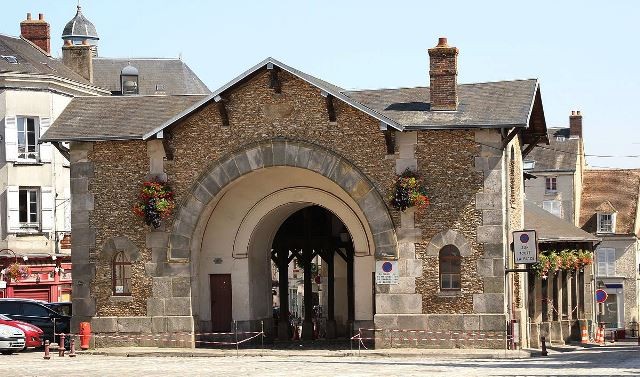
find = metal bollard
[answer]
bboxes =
[540,336,548,357]
[43,340,51,360]
[611,330,616,344]
[58,334,65,357]
[68,337,77,357]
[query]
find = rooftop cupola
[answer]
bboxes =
[62,5,99,56]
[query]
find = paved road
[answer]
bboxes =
[1,344,638,376]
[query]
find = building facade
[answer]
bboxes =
[580,169,640,338]
[46,38,551,349]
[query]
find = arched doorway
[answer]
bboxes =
[192,165,377,342]
[271,205,354,340]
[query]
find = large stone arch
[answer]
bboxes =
[168,138,397,261]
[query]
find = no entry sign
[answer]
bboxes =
[595,289,608,303]
[513,230,538,264]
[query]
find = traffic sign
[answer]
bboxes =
[513,230,538,264]
[595,289,608,303]
[375,261,399,285]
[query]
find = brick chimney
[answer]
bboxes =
[428,37,458,111]
[569,110,582,139]
[62,40,93,83]
[20,13,50,54]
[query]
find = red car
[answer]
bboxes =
[0,314,42,349]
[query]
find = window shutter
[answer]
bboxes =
[606,249,616,277]
[4,116,18,162]
[39,117,52,162]
[6,186,20,232]
[41,186,54,232]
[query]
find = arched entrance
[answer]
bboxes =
[192,166,376,341]
[271,205,354,340]
[163,140,397,346]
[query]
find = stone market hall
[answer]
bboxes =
[43,38,550,348]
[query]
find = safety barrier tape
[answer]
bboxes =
[55,331,265,347]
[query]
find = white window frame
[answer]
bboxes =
[18,187,40,230]
[597,213,615,234]
[16,116,39,162]
[596,248,616,277]
[542,200,562,217]
[545,176,557,193]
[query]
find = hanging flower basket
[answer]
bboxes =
[532,249,593,278]
[390,169,430,212]
[3,262,29,282]
[132,180,176,228]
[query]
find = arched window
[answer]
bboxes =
[439,245,461,291]
[112,251,132,296]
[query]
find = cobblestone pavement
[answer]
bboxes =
[1,344,638,376]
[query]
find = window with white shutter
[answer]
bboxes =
[596,248,616,277]
[4,116,18,162]
[41,186,54,232]
[6,186,20,232]
[39,117,52,162]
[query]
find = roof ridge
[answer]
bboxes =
[93,57,182,61]
[345,78,539,93]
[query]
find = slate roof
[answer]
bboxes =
[524,200,599,243]
[62,6,99,40]
[344,79,538,129]
[41,95,207,142]
[0,34,91,84]
[525,128,581,172]
[92,58,210,95]
[580,169,640,235]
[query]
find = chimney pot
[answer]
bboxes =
[39,13,44,21]
[26,13,32,20]
[571,110,576,115]
[437,37,448,47]
[577,110,581,116]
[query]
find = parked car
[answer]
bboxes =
[0,299,70,347]
[0,324,25,355]
[44,302,72,317]
[0,314,43,349]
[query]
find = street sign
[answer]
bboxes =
[375,261,399,285]
[513,230,538,264]
[595,289,608,303]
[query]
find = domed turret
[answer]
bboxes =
[61,5,99,55]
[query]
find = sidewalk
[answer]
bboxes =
[80,346,533,359]
[78,339,639,359]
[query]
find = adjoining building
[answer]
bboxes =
[45,37,551,348]
[0,12,108,301]
[580,169,640,339]
[524,111,585,225]
[0,6,208,302]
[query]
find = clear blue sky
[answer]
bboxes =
[2,1,638,168]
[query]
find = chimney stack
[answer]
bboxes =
[428,37,458,111]
[20,12,50,54]
[569,110,582,138]
[62,43,94,83]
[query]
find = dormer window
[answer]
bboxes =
[523,160,535,171]
[120,64,139,95]
[597,213,615,233]
[1,55,18,64]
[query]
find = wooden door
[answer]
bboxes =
[210,274,232,332]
